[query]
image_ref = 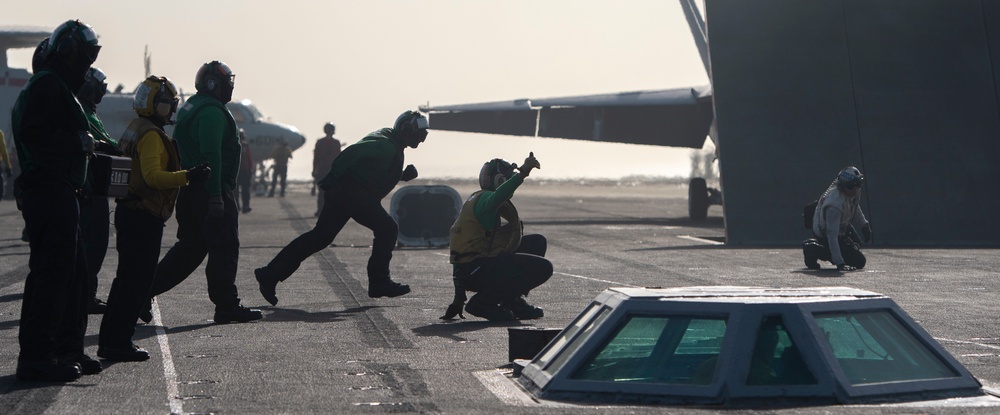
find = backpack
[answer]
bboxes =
[803,200,818,230]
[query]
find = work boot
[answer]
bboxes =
[501,297,544,320]
[802,240,821,270]
[213,305,263,324]
[88,297,108,314]
[139,300,153,324]
[98,343,150,362]
[16,359,82,382]
[58,353,102,375]
[255,268,279,306]
[465,299,515,322]
[368,280,411,298]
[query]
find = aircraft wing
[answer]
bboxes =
[0,26,49,51]
[420,85,713,149]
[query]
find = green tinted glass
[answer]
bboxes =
[572,315,727,385]
[814,311,957,385]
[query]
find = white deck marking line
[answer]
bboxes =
[677,235,724,245]
[936,337,1000,351]
[152,301,183,415]
[554,272,640,287]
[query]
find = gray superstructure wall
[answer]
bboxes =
[707,0,1000,246]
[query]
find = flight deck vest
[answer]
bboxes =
[117,117,182,220]
[11,70,91,189]
[449,191,523,264]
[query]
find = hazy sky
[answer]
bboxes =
[4,0,711,180]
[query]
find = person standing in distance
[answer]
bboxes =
[235,129,253,213]
[267,137,292,197]
[11,19,103,381]
[254,110,428,305]
[147,61,262,323]
[98,76,210,361]
[441,153,551,322]
[312,122,342,216]
[802,166,872,271]
[0,129,13,200]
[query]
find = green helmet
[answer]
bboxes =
[48,19,101,66]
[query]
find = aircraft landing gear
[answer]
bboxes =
[688,177,722,221]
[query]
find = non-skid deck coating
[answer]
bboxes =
[1,179,999,414]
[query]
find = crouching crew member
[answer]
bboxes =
[98,76,210,361]
[442,153,552,322]
[802,166,872,271]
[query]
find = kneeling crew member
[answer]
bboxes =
[802,166,871,271]
[442,153,552,322]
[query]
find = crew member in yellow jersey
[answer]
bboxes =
[97,76,209,362]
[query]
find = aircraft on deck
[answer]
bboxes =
[419,0,721,220]
[0,26,305,176]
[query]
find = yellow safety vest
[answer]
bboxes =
[449,191,522,264]
[117,117,181,220]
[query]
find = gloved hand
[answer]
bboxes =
[862,225,872,243]
[518,152,541,177]
[400,164,418,182]
[186,162,211,183]
[837,263,858,272]
[79,131,95,154]
[440,302,466,320]
[206,196,224,222]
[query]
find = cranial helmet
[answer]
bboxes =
[133,75,180,124]
[837,166,864,190]
[31,38,50,72]
[195,60,235,102]
[324,122,336,135]
[479,158,516,191]
[393,110,429,145]
[48,20,101,66]
[79,67,108,106]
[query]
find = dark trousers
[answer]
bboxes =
[235,172,252,210]
[79,195,110,299]
[260,180,397,285]
[458,234,553,305]
[269,165,287,196]
[99,206,164,348]
[803,228,867,269]
[149,185,242,309]
[18,183,88,362]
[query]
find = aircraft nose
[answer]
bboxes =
[288,131,306,151]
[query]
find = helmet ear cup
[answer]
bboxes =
[155,101,171,118]
[53,33,76,61]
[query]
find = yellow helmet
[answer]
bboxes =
[133,75,179,124]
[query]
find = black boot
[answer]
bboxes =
[213,305,263,324]
[368,279,411,298]
[255,268,279,306]
[16,359,82,382]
